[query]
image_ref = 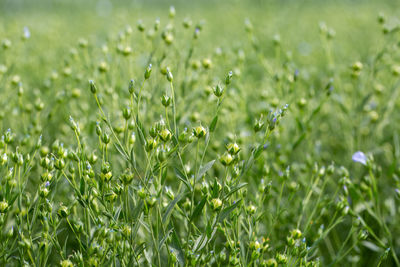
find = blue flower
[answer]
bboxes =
[352,151,367,165]
[23,27,31,39]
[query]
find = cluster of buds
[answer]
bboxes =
[178,127,195,144]
[220,142,240,166]
[100,162,113,182]
[40,156,54,171]
[249,238,269,260]
[120,171,134,186]
[39,182,51,198]
[287,229,302,247]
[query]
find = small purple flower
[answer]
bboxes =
[45,181,50,187]
[352,151,367,165]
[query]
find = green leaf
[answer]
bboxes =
[190,196,207,221]
[254,144,264,159]
[218,199,242,222]
[174,167,192,191]
[136,115,146,146]
[170,224,185,266]
[114,142,129,161]
[197,159,215,179]
[210,115,218,132]
[167,144,179,157]
[161,167,168,185]
[361,241,383,252]
[130,147,137,169]
[223,183,247,200]
[193,234,208,252]
[158,227,174,251]
[162,193,185,224]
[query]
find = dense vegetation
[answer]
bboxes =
[1,0,400,266]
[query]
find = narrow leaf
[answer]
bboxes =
[210,115,218,132]
[190,196,207,221]
[197,159,215,179]
[218,199,242,222]
[162,193,185,224]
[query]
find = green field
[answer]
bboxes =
[1,0,400,266]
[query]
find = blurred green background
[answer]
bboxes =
[0,0,399,87]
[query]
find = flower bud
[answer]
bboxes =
[193,126,207,138]
[378,12,385,24]
[144,64,152,80]
[247,205,256,215]
[166,68,173,82]
[102,133,110,144]
[226,143,240,155]
[4,129,14,144]
[358,230,368,240]
[159,129,172,142]
[254,117,264,132]
[128,79,135,94]
[169,6,176,18]
[60,259,73,267]
[78,38,88,48]
[58,204,69,218]
[352,61,363,72]
[291,229,302,239]
[2,39,11,49]
[89,80,97,94]
[138,187,147,199]
[165,186,175,199]
[129,132,136,144]
[98,61,108,73]
[137,20,145,32]
[202,58,212,69]
[286,236,295,247]
[145,137,157,151]
[213,84,224,97]
[7,226,14,238]
[0,201,9,213]
[276,253,287,264]
[39,182,50,198]
[244,18,253,33]
[55,158,65,170]
[183,17,192,28]
[0,153,7,165]
[220,152,233,166]
[163,33,174,45]
[191,60,201,70]
[265,258,277,267]
[122,107,131,120]
[146,196,157,207]
[210,198,222,211]
[121,173,134,185]
[161,94,171,107]
[391,65,400,76]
